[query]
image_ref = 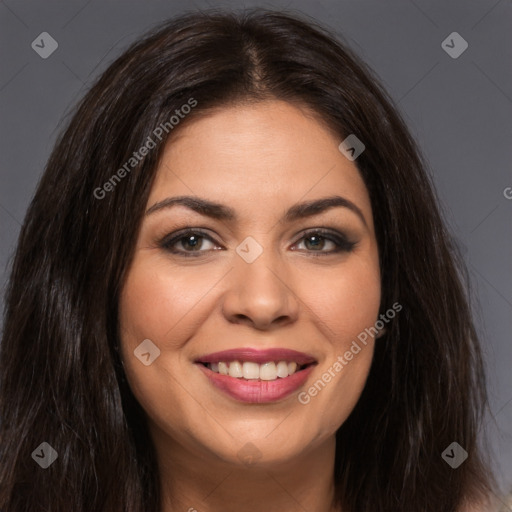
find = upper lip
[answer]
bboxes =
[195,348,317,366]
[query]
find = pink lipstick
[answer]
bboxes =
[194,348,317,403]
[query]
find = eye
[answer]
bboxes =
[159,228,357,258]
[292,229,356,255]
[159,229,220,256]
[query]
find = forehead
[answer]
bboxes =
[149,100,372,224]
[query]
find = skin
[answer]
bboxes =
[119,100,382,512]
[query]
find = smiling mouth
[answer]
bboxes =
[198,360,315,381]
[196,359,317,403]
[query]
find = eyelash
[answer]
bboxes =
[158,228,357,258]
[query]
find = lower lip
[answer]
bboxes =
[196,363,316,403]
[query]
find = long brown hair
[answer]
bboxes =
[0,8,496,511]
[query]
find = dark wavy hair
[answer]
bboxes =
[0,8,497,512]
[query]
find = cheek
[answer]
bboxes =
[328,269,381,337]
[299,254,381,341]
[117,259,207,436]
[293,255,381,429]
[117,258,195,406]
[118,257,217,349]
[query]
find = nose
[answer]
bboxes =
[221,248,300,331]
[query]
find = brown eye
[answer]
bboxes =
[294,230,357,255]
[160,229,220,256]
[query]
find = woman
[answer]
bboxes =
[0,9,498,512]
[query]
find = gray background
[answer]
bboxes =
[1,0,511,501]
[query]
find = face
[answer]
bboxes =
[119,100,381,468]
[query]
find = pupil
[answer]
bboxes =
[184,235,200,250]
[306,235,323,249]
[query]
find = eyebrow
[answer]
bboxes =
[145,194,367,226]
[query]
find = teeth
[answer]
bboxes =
[276,361,289,378]
[206,360,304,380]
[218,362,229,375]
[259,362,276,381]
[242,362,260,380]
[228,361,243,378]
